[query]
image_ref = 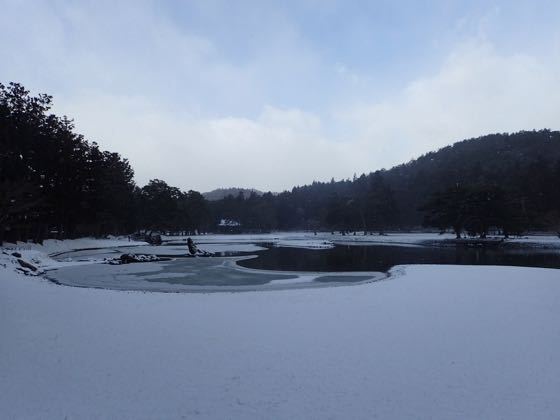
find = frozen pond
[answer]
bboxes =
[46,255,384,292]
[46,238,560,292]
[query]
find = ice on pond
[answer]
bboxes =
[46,255,384,292]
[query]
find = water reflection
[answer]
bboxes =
[238,245,560,272]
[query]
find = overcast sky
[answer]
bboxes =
[1,0,559,192]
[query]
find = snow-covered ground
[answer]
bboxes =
[274,239,335,249]
[508,234,560,248]
[0,237,147,273]
[2,234,560,418]
[1,262,560,419]
[2,236,147,255]
[166,231,457,246]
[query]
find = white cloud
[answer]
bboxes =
[56,95,357,191]
[53,40,560,192]
[338,41,560,172]
[2,1,560,192]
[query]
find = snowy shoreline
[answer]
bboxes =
[2,232,559,292]
[42,255,387,293]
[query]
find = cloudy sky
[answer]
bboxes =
[1,0,559,192]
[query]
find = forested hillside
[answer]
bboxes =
[210,130,560,234]
[2,82,559,243]
[386,131,560,228]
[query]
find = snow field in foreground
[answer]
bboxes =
[1,263,560,419]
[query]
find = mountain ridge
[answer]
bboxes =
[203,187,268,201]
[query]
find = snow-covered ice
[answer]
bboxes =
[45,256,383,292]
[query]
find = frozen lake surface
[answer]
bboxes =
[46,234,560,292]
[47,256,384,292]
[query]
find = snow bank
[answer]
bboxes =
[508,234,560,248]
[0,237,149,274]
[165,233,287,243]
[110,243,266,256]
[2,237,147,256]
[328,231,456,244]
[1,264,560,419]
[164,232,560,251]
[274,239,334,249]
[195,243,266,253]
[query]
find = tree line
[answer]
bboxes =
[0,83,210,243]
[2,82,560,244]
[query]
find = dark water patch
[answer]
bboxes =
[237,245,560,272]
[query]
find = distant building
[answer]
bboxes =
[217,219,242,233]
[219,219,241,227]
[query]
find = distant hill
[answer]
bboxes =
[206,130,560,231]
[203,188,265,201]
[382,129,560,226]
